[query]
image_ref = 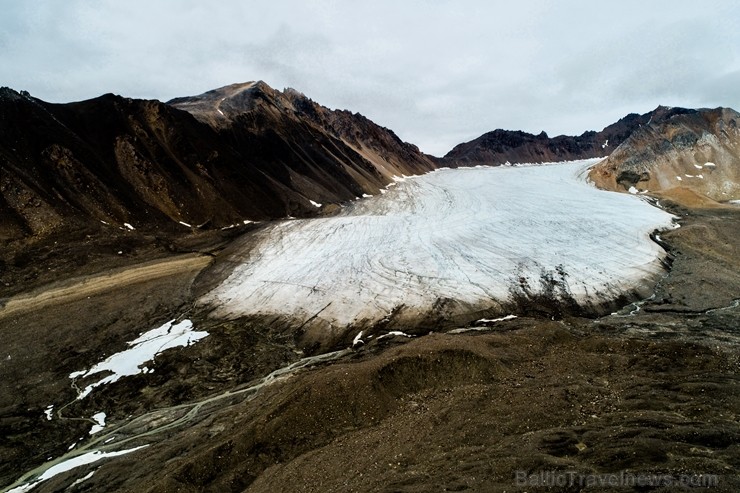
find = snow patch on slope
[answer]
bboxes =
[69,320,208,400]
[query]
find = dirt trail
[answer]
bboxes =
[0,254,212,319]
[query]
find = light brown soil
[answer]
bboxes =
[0,254,211,319]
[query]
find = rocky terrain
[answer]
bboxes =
[589,107,740,207]
[442,106,695,167]
[1,83,739,492]
[1,202,738,493]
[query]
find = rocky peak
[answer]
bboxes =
[589,106,740,207]
[440,106,705,167]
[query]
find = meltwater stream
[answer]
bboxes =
[203,159,677,328]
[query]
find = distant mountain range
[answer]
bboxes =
[1,81,738,243]
[441,106,701,166]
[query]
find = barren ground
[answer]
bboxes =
[1,205,738,492]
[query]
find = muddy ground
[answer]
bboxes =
[0,205,738,492]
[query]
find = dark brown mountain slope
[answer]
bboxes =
[169,82,436,184]
[0,82,437,244]
[442,106,695,166]
[589,107,740,207]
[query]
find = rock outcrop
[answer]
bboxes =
[589,107,740,207]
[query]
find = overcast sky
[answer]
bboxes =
[1,1,739,155]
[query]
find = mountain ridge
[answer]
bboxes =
[440,106,697,166]
[0,82,437,244]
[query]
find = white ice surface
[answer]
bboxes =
[69,320,208,400]
[202,159,675,329]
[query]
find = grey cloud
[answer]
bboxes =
[1,1,738,156]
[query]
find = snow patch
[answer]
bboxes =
[362,193,373,198]
[601,139,609,149]
[628,186,638,194]
[6,446,147,493]
[69,320,208,400]
[178,221,192,228]
[352,331,364,346]
[477,315,518,323]
[44,405,53,421]
[704,162,716,167]
[89,412,106,435]
[123,223,135,230]
[377,331,414,341]
[70,470,96,488]
[676,176,682,181]
[309,200,322,208]
[694,164,703,169]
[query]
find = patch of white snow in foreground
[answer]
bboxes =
[89,412,106,435]
[69,320,208,400]
[6,446,147,493]
[202,159,675,330]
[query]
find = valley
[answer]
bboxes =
[2,160,739,492]
[1,83,739,492]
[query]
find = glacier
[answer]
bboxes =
[202,159,676,332]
